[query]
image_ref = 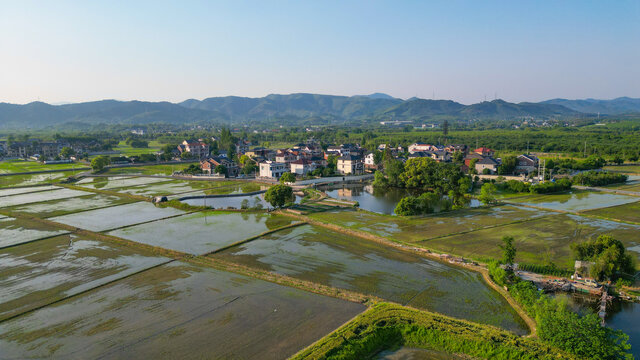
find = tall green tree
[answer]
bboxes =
[264,184,294,208]
[499,235,516,266]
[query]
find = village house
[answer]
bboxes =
[235,139,251,155]
[463,153,485,167]
[200,157,239,177]
[515,154,539,175]
[408,142,440,154]
[364,152,378,170]
[178,139,210,159]
[289,159,317,175]
[336,154,364,175]
[259,161,287,179]
[475,156,500,174]
[473,147,495,157]
[409,150,451,162]
[275,150,297,163]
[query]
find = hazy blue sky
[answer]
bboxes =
[1,1,639,104]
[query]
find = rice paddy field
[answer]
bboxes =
[504,190,639,212]
[0,187,93,208]
[115,180,265,197]
[308,205,550,242]
[0,160,82,174]
[0,170,85,188]
[583,200,640,224]
[0,261,365,359]
[4,193,136,218]
[421,214,640,269]
[112,140,162,156]
[108,211,296,255]
[75,176,171,190]
[211,224,529,334]
[602,165,640,174]
[0,234,170,321]
[0,185,58,197]
[102,163,197,176]
[49,202,185,232]
[0,216,69,249]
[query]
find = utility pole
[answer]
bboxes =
[584,141,587,158]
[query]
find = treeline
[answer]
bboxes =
[496,178,572,194]
[489,263,632,359]
[572,171,628,187]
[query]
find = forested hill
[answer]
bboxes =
[0,93,631,129]
[541,97,640,115]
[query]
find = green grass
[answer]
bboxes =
[420,213,640,270]
[583,201,640,224]
[103,163,196,176]
[112,140,162,156]
[292,303,574,360]
[308,205,550,243]
[602,165,640,174]
[0,160,85,174]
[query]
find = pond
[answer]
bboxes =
[211,224,530,334]
[507,190,639,212]
[555,293,640,359]
[0,261,365,359]
[319,183,480,215]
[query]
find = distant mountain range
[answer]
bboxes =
[0,93,638,129]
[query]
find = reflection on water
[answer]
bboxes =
[320,183,480,215]
[555,293,640,358]
[183,194,301,210]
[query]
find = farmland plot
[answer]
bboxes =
[0,261,365,359]
[0,234,169,321]
[212,225,529,334]
[0,217,68,248]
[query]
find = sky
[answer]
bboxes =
[1,1,639,105]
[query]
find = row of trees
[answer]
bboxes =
[572,171,628,187]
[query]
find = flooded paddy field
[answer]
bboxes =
[76,176,171,190]
[5,193,135,218]
[0,170,85,188]
[0,216,69,248]
[583,200,640,223]
[0,187,92,208]
[115,180,263,197]
[422,213,640,269]
[0,261,365,359]
[505,190,638,212]
[309,205,549,242]
[0,234,169,321]
[108,211,296,255]
[103,164,194,176]
[0,185,58,197]
[211,224,529,334]
[49,202,185,232]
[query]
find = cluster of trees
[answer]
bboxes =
[182,164,202,175]
[279,172,296,184]
[529,178,572,194]
[497,178,573,195]
[90,155,110,172]
[264,184,294,208]
[571,235,636,281]
[571,171,628,187]
[124,137,148,148]
[395,192,465,216]
[488,238,632,359]
[375,157,465,192]
[546,155,607,172]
